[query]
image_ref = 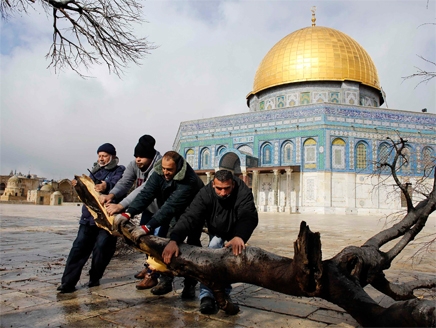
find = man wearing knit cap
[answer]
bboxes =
[100,135,161,218]
[99,135,162,290]
[57,143,125,293]
[113,151,204,299]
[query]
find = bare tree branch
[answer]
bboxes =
[1,0,156,77]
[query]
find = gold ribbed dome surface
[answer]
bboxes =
[251,26,380,95]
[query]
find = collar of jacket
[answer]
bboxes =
[140,151,162,174]
[153,157,187,181]
[91,156,119,173]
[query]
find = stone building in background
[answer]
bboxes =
[0,172,79,204]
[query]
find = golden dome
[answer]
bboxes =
[250,26,380,95]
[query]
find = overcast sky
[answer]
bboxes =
[1,0,435,180]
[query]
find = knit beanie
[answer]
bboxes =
[134,135,156,159]
[97,143,116,156]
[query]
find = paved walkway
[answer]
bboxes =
[1,204,435,327]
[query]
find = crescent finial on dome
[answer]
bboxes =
[311,6,316,26]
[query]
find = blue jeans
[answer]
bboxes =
[61,224,117,287]
[140,210,165,237]
[199,235,232,300]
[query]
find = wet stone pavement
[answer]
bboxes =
[1,204,435,327]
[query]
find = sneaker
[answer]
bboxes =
[150,277,173,295]
[136,274,158,290]
[200,297,216,314]
[57,283,76,293]
[134,268,148,279]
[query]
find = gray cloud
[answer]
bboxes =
[1,0,434,179]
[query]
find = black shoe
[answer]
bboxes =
[181,284,196,299]
[200,297,216,314]
[151,278,173,295]
[223,295,240,315]
[57,284,76,293]
[87,280,100,288]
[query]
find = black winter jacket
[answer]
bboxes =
[126,157,204,229]
[170,177,258,244]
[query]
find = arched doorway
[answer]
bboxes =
[219,152,242,174]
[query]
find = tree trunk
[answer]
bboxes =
[74,174,436,327]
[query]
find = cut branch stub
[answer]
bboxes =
[293,221,322,295]
[74,174,114,232]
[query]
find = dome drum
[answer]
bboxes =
[248,80,382,111]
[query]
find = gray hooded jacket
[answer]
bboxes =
[109,151,162,211]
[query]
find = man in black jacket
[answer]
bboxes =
[162,169,258,314]
[115,151,204,297]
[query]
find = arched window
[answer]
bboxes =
[201,148,210,168]
[378,143,391,172]
[262,143,273,165]
[378,143,390,163]
[217,146,226,156]
[332,138,346,169]
[304,138,317,169]
[186,149,195,167]
[356,142,368,170]
[422,147,434,175]
[282,141,293,164]
[400,147,412,173]
[237,145,253,155]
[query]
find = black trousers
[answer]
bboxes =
[61,224,117,287]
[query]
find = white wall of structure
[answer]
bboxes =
[253,171,434,215]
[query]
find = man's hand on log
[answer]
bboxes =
[112,213,130,237]
[94,181,107,193]
[106,203,125,215]
[99,194,113,204]
[129,225,151,242]
[162,240,180,264]
[224,237,245,256]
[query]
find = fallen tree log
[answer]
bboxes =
[74,173,436,327]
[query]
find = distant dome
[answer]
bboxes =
[41,184,54,192]
[8,175,19,182]
[249,26,381,96]
[7,175,20,187]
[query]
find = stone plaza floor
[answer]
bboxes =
[0,203,435,327]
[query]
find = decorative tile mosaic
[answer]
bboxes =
[330,91,340,103]
[277,96,285,108]
[300,92,310,105]
[259,101,265,110]
[313,91,328,103]
[345,91,358,105]
[287,93,299,107]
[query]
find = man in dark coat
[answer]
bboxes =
[115,150,204,297]
[162,169,258,314]
[57,143,125,293]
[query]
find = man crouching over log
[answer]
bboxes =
[162,169,259,314]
